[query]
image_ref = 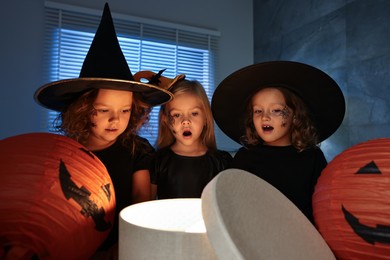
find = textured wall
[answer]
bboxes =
[253,0,390,161]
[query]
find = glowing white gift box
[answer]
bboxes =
[119,169,335,260]
[119,198,214,259]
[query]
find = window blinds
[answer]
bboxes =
[42,1,219,147]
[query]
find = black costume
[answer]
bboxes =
[93,136,154,250]
[151,147,232,199]
[231,144,327,223]
[32,3,180,258]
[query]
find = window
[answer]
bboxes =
[42,1,220,147]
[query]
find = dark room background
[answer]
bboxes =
[1,0,389,162]
[253,0,390,160]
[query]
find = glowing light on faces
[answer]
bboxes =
[251,88,293,146]
[86,89,133,150]
[169,108,202,126]
[255,105,289,116]
[253,105,291,126]
[166,92,207,153]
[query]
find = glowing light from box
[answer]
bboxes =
[120,198,206,233]
[119,198,214,259]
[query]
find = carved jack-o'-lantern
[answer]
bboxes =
[0,133,115,259]
[313,138,390,259]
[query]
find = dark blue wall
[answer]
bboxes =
[253,0,390,160]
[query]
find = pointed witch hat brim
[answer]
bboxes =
[211,61,346,144]
[34,3,175,112]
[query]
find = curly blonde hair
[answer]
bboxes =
[157,80,216,150]
[55,88,152,153]
[242,86,319,151]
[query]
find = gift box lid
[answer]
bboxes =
[119,168,335,260]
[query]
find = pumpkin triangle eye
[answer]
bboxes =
[102,183,112,201]
[356,160,381,174]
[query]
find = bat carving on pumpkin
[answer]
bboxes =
[59,159,112,232]
[341,160,390,245]
[0,132,116,259]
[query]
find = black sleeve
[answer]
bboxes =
[218,150,233,169]
[311,148,328,190]
[133,136,156,172]
[231,147,251,172]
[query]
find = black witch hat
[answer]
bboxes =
[212,61,345,144]
[34,3,180,112]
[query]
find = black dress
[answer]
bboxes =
[150,147,232,199]
[93,136,154,250]
[231,144,327,223]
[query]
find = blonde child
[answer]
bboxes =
[150,79,232,199]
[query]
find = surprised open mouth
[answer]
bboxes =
[183,130,192,137]
[262,125,274,132]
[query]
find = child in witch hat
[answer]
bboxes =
[34,3,184,257]
[211,61,345,224]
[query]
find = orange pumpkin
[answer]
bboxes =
[313,138,390,259]
[0,133,115,259]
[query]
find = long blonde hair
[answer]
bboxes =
[157,80,216,150]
